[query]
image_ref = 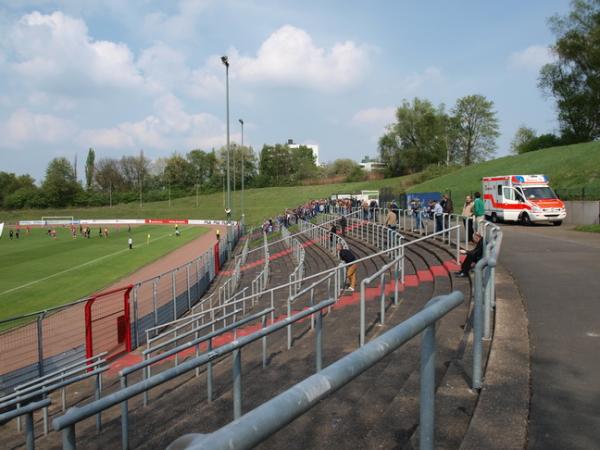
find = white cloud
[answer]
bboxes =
[78,94,227,151]
[2,108,76,145]
[509,45,555,71]
[352,106,396,125]
[235,25,371,91]
[8,11,145,94]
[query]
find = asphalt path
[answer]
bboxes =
[498,224,600,450]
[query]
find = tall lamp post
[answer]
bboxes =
[239,118,244,224]
[221,55,231,220]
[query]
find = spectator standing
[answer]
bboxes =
[462,195,475,242]
[339,215,347,236]
[329,223,337,246]
[337,243,358,292]
[390,200,399,222]
[216,228,220,241]
[473,192,485,231]
[430,200,444,233]
[385,207,398,230]
[9,229,13,240]
[128,236,133,250]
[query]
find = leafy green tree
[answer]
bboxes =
[379,98,449,175]
[258,144,293,186]
[511,126,538,154]
[452,95,499,165]
[164,153,194,189]
[289,145,318,182]
[42,157,81,207]
[0,172,36,207]
[85,148,95,190]
[94,158,125,192]
[539,0,600,142]
[511,126,563,154]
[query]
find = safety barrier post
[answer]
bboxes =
[420,319,436,450]
[232,348,242,419]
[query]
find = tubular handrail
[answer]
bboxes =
[0,366,107,410]
[167,291,465,450]
[121,307,275,378]
[0,353,106,403]
[53,300,336,449]
[242,209,361,259]
[145,308,242,357]
[0,398,52,450]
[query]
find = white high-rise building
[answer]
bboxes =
[287,139,319,166]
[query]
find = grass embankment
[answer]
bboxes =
[574,225,600,233]
[1,141,597,227]
[0,174,427,227]
[0,225,207,322]
[408,141,600,207]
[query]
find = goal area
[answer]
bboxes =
[41,216,76,226]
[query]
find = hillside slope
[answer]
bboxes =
[408,141,600,202]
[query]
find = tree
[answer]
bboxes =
[94,158,125,192]
[258,144,293,186]
[0,172,36,207]
[85,148,95,190]
[378,98,449,175]
[289,145,318,182]
[511,126,537,154]
[511,126,563,154]
[452,95,499,165]
[164,153,194,189]
[42,157,81,207]
[539,0,600,142]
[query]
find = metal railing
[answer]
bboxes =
[0,398,51,450]
[168,291,465,450]
[52,300,336,450]
[0,353,107,437]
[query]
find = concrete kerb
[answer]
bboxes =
[460,262,530,450]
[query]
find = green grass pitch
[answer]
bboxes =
[0,224,208,325]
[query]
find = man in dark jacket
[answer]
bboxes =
[337,242,357,291]
[455,232,483,277]
[339,215,347,236]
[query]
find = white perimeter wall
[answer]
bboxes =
[564,201,600,225]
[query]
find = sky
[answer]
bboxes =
[0,0,571,182]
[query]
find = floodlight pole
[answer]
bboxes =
[222,56,231,219]
[239,118,244,224]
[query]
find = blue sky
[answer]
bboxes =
[0,0,570,182]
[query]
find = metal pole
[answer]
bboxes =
[239,118,244,223]
[172,271,177,321]
[233,348,242,419]
[120,376,129,450]
[222,56,231,214]
[25,412,34,450]
[36,313,45,377]
[420,321,436,450]
[63,426,76,450]
[207,339,213,402]
[473,259,486,389]
[316,310,323,372]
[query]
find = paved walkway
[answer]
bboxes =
[499,224,600,450]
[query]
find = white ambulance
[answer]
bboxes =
[482,174,566,226]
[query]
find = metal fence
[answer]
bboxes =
[0,224,241,394]
[31,209,501,449]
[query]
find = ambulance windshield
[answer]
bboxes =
[522,187,557,200]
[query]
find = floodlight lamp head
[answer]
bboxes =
[221,56,229,66]
[239,119,244,125]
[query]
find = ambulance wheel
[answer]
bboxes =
[520,213,532,226]
[491,213,499,223]
[552,220,562,226]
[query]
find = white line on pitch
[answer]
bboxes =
[0,228,189,298]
